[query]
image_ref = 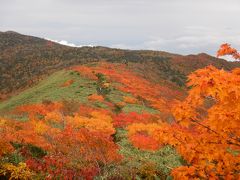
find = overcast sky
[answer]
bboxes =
[1,0,240,56]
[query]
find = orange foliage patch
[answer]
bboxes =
[1,102,122,178]
[115,101,126,108]
[61,79,74,87]
[113,112,158,128]
[123,96,138,104]
[72,62,183,120]
[88,94,104,102]
[16,102,63,118]
[217,43,240,60]
[130,133,161,151]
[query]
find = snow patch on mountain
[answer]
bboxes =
[44,38,95,48]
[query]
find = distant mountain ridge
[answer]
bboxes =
[0,31,240,100]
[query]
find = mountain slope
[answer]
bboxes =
[0,65,158,115]
[1,31,240,100]
[1,35,240,178]
[0,61,185,179]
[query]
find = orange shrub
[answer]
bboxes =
[217,43,240,60]
[123,96,138,104]
[88,94,104,102]
[61,79,74,87]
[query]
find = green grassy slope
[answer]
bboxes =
[114,129,184,179]
[0,69,158,114]
[0,70,95,111]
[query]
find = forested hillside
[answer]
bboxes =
[1,31,240,100]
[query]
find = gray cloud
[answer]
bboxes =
[1,0,240,57]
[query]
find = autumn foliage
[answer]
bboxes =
[128,65,240,179]
[61,79,74,87]
[0,102,121,179]
[113,112,158,128]
[123,96,138,104]
[72,62,183,119]
[88,94,104,102]
[1,45,240,179]
[217,43,240,60]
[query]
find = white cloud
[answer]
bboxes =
[134,26,240,56]
[44,38,95,48]
[220,55,236,62]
